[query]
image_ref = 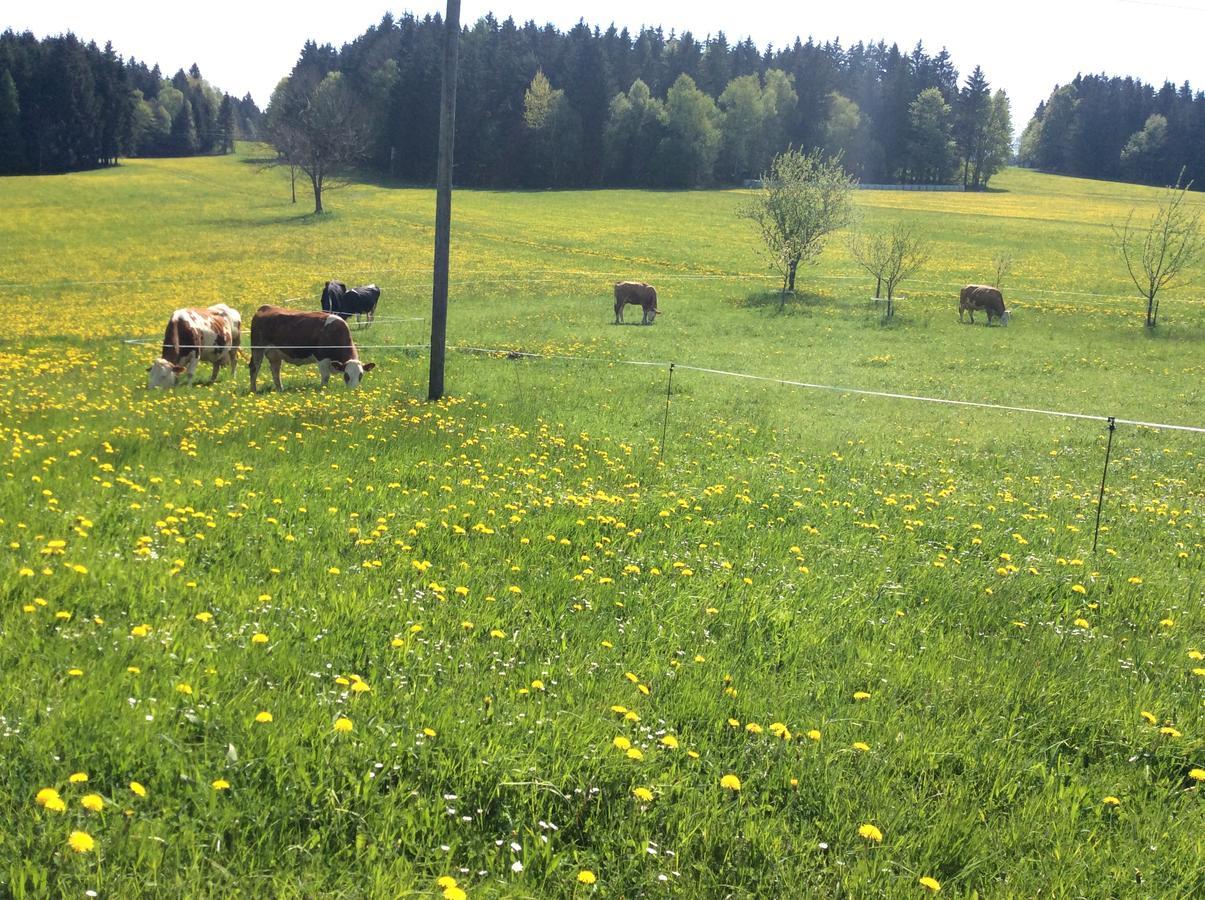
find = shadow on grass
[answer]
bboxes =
[733,290,835,313]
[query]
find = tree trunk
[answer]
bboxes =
[312,173,323,214]
[1146,293,1156,328]
[787,259,798,292]
[290,166,296,204]
[875,275,881,298]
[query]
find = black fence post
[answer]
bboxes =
[659,363,675,462]
[1092,416,1117,553]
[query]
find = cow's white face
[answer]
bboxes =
[1001,309,1011,326]
[333,360,376,387]
[147,358,185,388]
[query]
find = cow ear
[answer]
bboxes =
[362,362,376,372]
[146,365,153,372]
[330,360,346,371]
[172,365,186,374]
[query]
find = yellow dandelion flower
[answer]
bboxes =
[530,679,545,691]
[852,741,871,752]
[80,794,104,812]
[858,823,883,843]
[610,705,628,715]
[852,691,871,701]
[1188,768,1205,782]
[351,681,371,693]
[807,729,822,742]
[489,629,506,639]
[660,735,679,749]
[255,711,273,724]
[67,668,83,677]
[436,876,458,889]
[720,774,741,791]
[577,870,597,885]
[1071,584,1087,594]
[251,633,269,645]
[194,611,213,622]
[1073,618,1090,629]
[1160,726,1182,738]
[919,876,941,892]
[35,787,62,808]
[1102,796,1121,806]
[130,624,149,637]
[632,787,654,802]
[613,736,631,751]
[176,682,193,695]
[67,831,95,853]
[334,717,353,733]
[68,772,88,784]
[423,727,437,737]
[1140,710,1158,725]
[130,782,147,798]
[745,722,763,735]
[625,747,644,761]
[211,779,231,790]
[443,889,466,900]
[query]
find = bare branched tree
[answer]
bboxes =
[740,148,856,309]
[992,251,1013,290]
[849,224,931,318]
[1114,170,1203,327]
[263,72,367,215]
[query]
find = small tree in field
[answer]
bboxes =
[264,72,366,214]
[992,251,1013,289]
[740,148,856,308]
[849,224,931,319]
[1114,171,1202,327]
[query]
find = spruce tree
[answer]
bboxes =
[0,69,25,173]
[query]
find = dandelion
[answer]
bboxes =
[211,779,231,790]
[852,691,871,701]
[436,876,458,889]
[1188,768,1204,782]
[858,823,883,843]
[130,782,147,798]
[130,624,149,637]
[1102,796,1121,806]
[176,682,193,695]
[807,729,821,742]
[1140,710,1157,725]
[334,717,354,734]
[1071,584,1087,595]
[852,742,871,752]
[745,722,763,735]
[632,787,654,802]
[489,629,506,639]
[660,735,679,749]
[67,668,83,677]
[443,889,466,900]
[612,736,631,751]
[577,870,597,885]
[1159,726,1182,738]
[67,831,95,853]
[251,632,269,645]
[919,876,942,892]
[68,772,88,784]
[720,774,741,791]
[423,727,437,737]
[351,681,371,694]
[194,611,213,622]
[80,794,104,812]
[35,787,64,810]
[255,711,273,724]
[1073,618,1090,629]
[530,679,545,691]
[625,748,644,761]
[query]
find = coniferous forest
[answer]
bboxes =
[4,12,1203,191]
[0,30,260,175]
[1020,74,1205,187]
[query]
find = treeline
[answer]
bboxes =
[1020,74,1205,187]
[0,30,261,175]
[278,12,1011,189]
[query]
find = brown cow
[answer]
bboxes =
[147,304,241,388]
[614,281,660,325]
[959,285,1010,326]
[248,307,375,392]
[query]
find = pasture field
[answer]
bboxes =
[0,150,1202,897]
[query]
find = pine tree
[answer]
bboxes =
[955,65,990,187]
[170,97,198,155]
[0,69,25,172]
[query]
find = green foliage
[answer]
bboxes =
[907,88,957,184]
[740,148,857,298]
[0,69,24,171]
[662,75,721,187]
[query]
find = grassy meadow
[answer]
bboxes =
[0,149,1202,897]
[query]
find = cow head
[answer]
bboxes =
[1001,309,1011,326]
[331,360,376,387]
[147,358,187,389]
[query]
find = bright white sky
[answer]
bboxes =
[7,0,1205,132]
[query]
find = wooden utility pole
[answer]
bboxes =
[428,0,461,401]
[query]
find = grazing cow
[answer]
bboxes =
[321,280,382,324]
[959,285,1010,326]
[248,306,375,392]
[147,304,241,388]
[614,281,660,325]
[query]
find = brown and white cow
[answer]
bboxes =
[614,281,660,325]
[248,306,375,392]
[147,304,242,388]
[958,285,1010,326]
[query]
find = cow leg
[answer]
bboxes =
[269,357,283,391]
[249,349,263,393]
[615,304,623,325]
[318,359,332,388]
[184,354,200,386]
[208,359,221,384]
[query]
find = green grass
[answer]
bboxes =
[0,149,1201,897]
